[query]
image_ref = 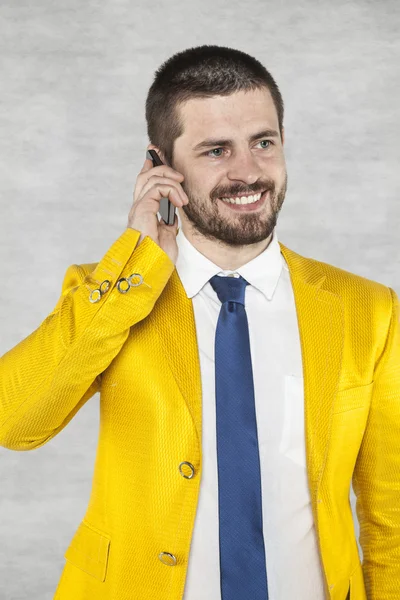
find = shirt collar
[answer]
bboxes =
[175,226,287,301]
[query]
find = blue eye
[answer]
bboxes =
[206,140,273,158]
[208,148,224,157]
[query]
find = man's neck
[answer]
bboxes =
[181,223,273,271]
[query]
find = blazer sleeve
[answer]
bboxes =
[352,286,400,599]
[0,228,175,451]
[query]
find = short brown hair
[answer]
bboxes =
[145,45,284,166]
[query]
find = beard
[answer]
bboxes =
[179,172,288,248]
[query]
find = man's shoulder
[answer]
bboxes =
[280,242,393,305]
[312,255,388,294]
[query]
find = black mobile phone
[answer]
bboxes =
[146,149,176,226]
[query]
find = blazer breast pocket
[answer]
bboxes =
[64,519,111,582]
[333,381,374,414]
[279,375,307,468]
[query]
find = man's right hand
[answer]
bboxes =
[127,153,189,265]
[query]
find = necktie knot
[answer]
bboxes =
[209,274,249,306]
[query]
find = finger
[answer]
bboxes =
[138,162,184,181]
[135,185,184,212]
[138,177,188,205]
[159,211,178,225]
[139,157,156,174]
[159,212,179,233]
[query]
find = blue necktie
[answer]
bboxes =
[209,274,269,600]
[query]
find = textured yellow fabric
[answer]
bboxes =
[0,228,399,600]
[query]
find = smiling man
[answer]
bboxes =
[0,45,399,600]
[171,88,288,265]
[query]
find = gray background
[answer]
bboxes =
[0,0,399,598]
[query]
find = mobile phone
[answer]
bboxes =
[146,149,176,226]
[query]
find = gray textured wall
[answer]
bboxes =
[0,1,399,598]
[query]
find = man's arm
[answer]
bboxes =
[352,286,400,599]
[0,228,174,451]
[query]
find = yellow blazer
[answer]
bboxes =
[0,228,399,600]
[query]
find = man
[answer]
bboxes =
[0,45,399,600]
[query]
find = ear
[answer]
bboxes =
[281,127,285,146]
[146,143,168,165]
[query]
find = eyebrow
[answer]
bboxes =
[192,128,280,152]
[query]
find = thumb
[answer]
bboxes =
[159,212,179,234]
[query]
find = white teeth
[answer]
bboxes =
[220,192,263,205]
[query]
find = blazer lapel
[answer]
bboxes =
[150,241,345,501]
[149,272,204,448]
[279,242,345,498]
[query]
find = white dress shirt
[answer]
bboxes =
[174,225,326,599]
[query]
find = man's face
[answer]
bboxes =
[170,87,288,247]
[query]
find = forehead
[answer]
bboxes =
[177,88,278,141]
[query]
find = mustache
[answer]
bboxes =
[213,183,274,199]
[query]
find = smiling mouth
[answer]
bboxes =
[218,190,266,202]
[218,190,268,209]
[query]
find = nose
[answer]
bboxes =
[226,149,264,186]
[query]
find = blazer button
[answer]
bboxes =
[127,273,143,287]
[116,273,144,293]
[116,278,131,293]
[99,280,111,294]
[89,288,102,303]
[158,552,177,566]
[89,279,111,303]
[178,462,195,479]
